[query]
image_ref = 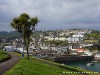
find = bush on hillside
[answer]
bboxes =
[0,50,11,63]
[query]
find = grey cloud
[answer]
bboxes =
[0,0,100,31]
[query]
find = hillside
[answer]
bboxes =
[4,56,99,75]
[0,31,20,39]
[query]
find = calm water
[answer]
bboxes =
[65,61,100,72]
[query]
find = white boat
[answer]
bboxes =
[87,62,94,66]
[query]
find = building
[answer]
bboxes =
[72,34,84,38]
[82,49,93,56]
[80,44,93,47]
[67,37,80,43]
[44,36,67,41]
[16,48,24,53]
[95,54,100,58]
[4,46,15,52]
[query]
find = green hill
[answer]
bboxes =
[4,56,99,75]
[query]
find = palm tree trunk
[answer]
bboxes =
[26,45,29,59]
[24,36,30,59]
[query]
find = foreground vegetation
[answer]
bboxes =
[0,50,11,62]
[4,56,100,75]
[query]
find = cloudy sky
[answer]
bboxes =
[0,0,100,31]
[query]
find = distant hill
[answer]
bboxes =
[0,31,8,36]
[0,31,21,39]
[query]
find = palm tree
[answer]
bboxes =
[11,13,39,59]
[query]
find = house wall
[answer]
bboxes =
[4,46,14,52]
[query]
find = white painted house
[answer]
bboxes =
[54,37,66,41]
[44,36,67,41]
[51,47,58,51]
[56,46,68,53]
[4,46,15,52]
[16,48,24,53]
[72,34,84,38]
[95,54,100,58]
[67,37,80,43]
[80,44,93,47]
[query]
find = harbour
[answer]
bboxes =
[65,60,100,72]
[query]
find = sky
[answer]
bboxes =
[0,0,100,31]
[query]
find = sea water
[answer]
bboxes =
[65,61,100,72]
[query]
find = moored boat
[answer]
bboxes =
[87,62,94,66]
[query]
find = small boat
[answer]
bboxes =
[87,63,90,66]
[87,62,94,66]
[92,61,98,63]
